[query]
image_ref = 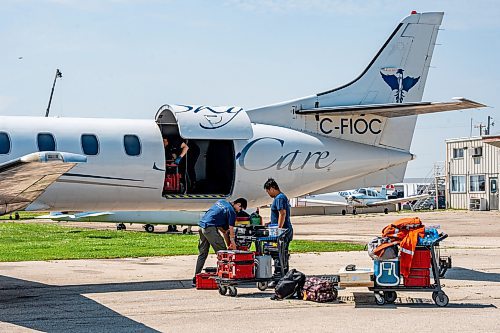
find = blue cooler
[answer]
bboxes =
[374,259,400,286]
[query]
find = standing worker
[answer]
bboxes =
[194,198,247,285]
[264,178,293,275]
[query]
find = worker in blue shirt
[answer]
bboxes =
[194,198,247,284]
[264,178,293,276]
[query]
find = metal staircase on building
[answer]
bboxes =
[411,164,446,211]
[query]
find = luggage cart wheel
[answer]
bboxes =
[384,291,397,303]
[433,291,449,307]
[228,286,238,297]
[218,285,228,296]
[256,281,268,291]
[332,288,338,300]
[374,292,385,305]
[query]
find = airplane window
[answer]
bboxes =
[124,135,141,156]
[0,132,11,154]
[37,133,56,151]
[358,189,367,195]
[81,134,99,155]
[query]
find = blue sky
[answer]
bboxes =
[1,0,498,178]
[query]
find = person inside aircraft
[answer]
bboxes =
[163,136,199,192]
[194,197,247,286]
[264,178,293,276]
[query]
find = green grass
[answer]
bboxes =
[0,211,45,220]
[0,222,364,262]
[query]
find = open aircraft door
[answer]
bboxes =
[155,104,253,197]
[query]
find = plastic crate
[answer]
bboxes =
[404,275,430,287]
[196,273,218,290]
[412,249,431,269]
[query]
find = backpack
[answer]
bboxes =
[301,277,336,303]
[367,236,399,260]
[273,269,306,300]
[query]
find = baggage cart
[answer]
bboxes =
[215,228,290,297]
[369,232,450,307]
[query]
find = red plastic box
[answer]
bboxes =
[405,268,431,287]
[404,275,431,287]
[411,249,431,269]
[196,273,218,290]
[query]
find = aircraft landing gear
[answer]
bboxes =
[341,209,347,216]
[9,212,20,220]
[117,223,126,231]
[352,208,357,215]
[182,226,193,234]
[144,224,155,233]
[384,208,389,214]
[167,225,178,232]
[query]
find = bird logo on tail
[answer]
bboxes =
[381,68,420,103]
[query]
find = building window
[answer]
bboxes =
[470,175,486,192]
[81,134,99,155]
[124,135,141,156]
[472,147,482,157]
[37,133,56,151]
[0,132,11,154]
[451,176,466,193]
[452,148,464,158]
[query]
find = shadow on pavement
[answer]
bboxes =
[0,275,194,332]
[443,267,500,282]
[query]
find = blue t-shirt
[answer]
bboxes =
[199,200,236,229]
[270,192,292,229]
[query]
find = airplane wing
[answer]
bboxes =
[365,193,430,207]
[296,98,486,118]
[299,198,349,206]
[37,211,113,221]
[0,152,87,215]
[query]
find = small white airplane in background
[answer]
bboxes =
[300,186,429,215]
[38,211,204,233]
[0,12,486,217]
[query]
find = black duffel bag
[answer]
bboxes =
[272,269,306,300]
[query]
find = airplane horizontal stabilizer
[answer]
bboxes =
[296,98,486,118]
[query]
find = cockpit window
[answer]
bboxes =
[124,135,141,156]
[37,133,56,151]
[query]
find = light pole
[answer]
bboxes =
[45,69,63,117]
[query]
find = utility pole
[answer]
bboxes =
[486,116,495,135]
[45,69,63,117]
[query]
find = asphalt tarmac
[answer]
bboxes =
[1,210,499,332]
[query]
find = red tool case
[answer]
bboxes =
[217,250,255,279]
[163,163,182,193]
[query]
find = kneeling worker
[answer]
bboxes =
[194,198,247,285]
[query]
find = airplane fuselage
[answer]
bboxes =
[0,115,412,211]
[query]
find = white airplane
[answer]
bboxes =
[37,211,204,233]
[300,186,429,215]
[0,12,486,216]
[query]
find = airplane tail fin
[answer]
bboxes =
[248,12,448,152]
[317,11,443,106]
